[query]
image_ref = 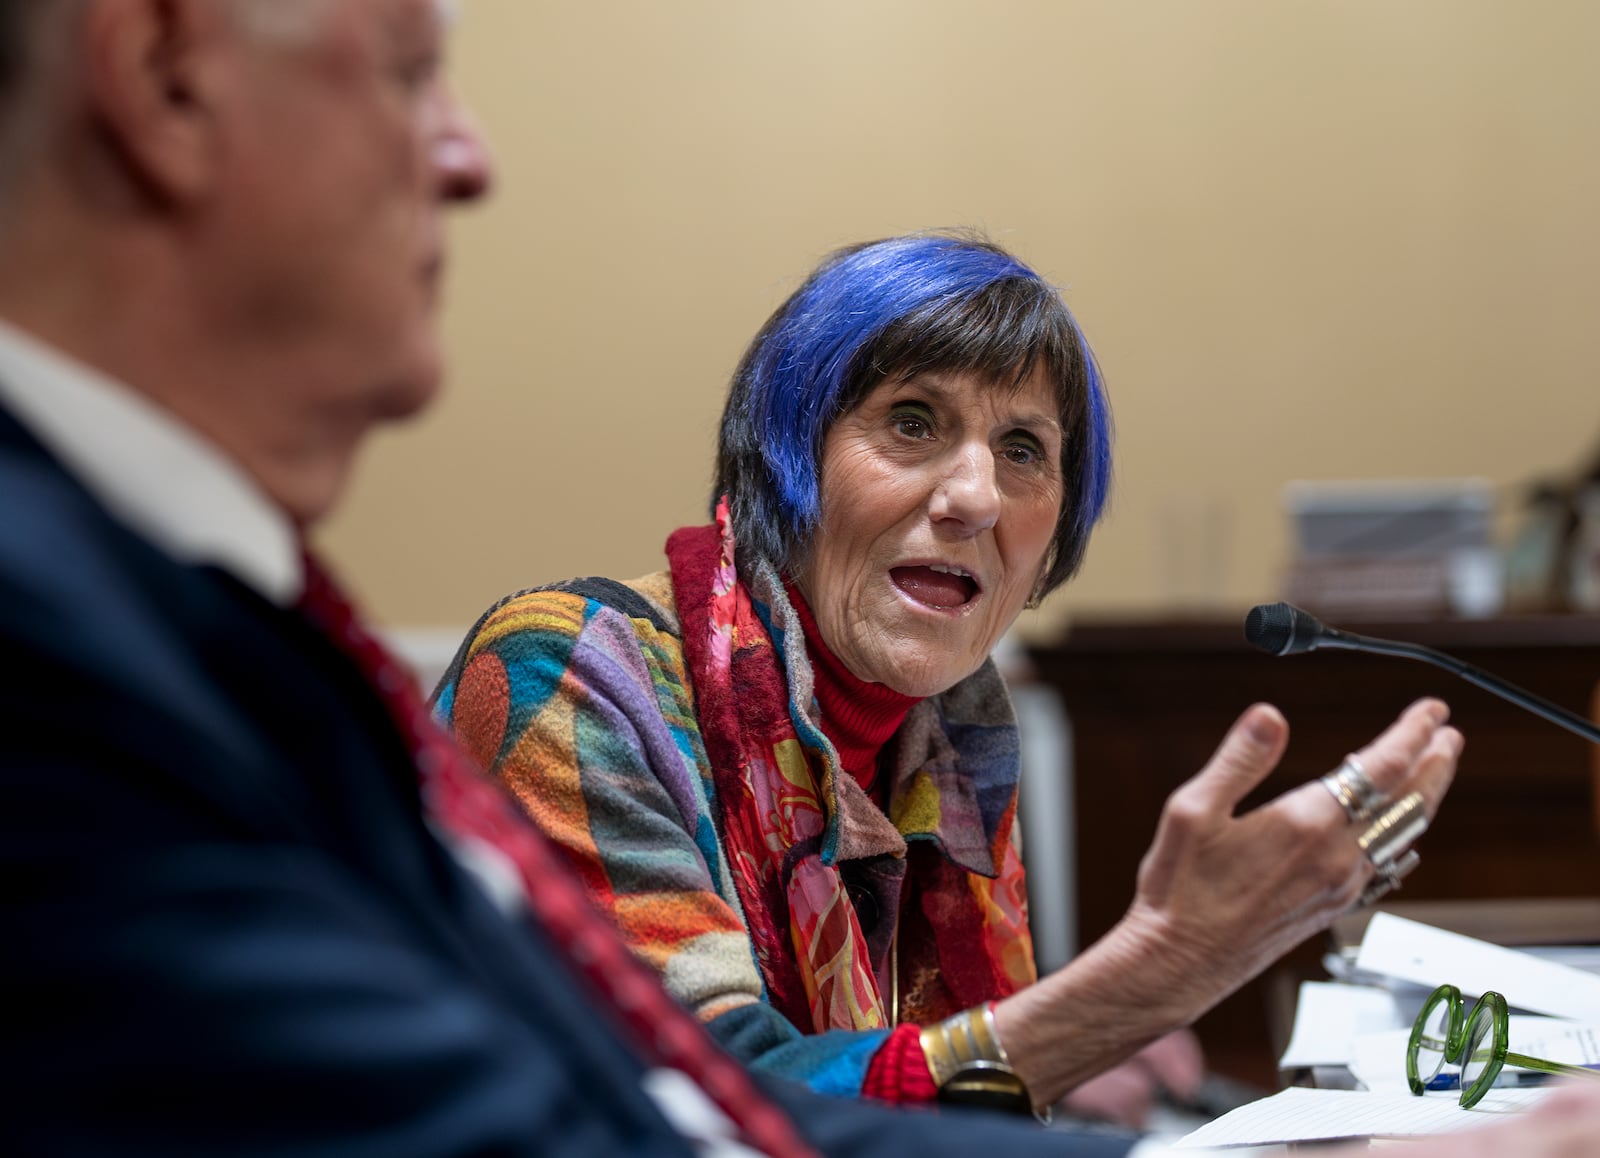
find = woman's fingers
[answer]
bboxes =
[1275,698,1459,828]
[1348,697,1454,799]
[1176,703,1290,817]
[1132,1029,1205,1102]
[1407,722,1463,818]
[1282,705,1463,846]
[1059,1061,1159,1129]
[1254,701,1461,918]
[1138,705,1289,900]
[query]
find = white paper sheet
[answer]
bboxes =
[1348,1028,1418,1094]
[1278,982,1408,1068]
[1515,1021,1600,1064]
[1355,913,1600,1021]
[1172,1086,1554,1149]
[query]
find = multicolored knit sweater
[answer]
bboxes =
[434,522,1036,1101]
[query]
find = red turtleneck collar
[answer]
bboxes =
[784,581,921,796]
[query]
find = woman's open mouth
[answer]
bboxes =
[889,564,980,610]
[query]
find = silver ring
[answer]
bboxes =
[1320,754,1384,824]
[1387,848,1421,884]
[1357,792,1428,869]
[1355,849,1421,908]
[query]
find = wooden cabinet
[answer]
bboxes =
[1027,614,1600,1086]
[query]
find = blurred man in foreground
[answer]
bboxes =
[1,2,1597,1156]
[0,2,1125,1153]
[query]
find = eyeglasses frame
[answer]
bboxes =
[1405,983,1600,1109]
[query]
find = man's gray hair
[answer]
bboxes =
[0,0,335,217]
[0,0,331,105]
[225,0,332,43]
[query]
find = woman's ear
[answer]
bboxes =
[80,0,231,207]
[1026,543,1059,609]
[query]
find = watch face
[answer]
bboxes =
[936,1060,1035,1118]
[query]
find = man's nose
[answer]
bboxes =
[433,85,494,202]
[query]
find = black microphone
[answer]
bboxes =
[1243,601,1600,745]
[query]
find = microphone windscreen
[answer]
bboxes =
[1244,602,1302,655]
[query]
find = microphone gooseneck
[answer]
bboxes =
[1243,601,1600,746]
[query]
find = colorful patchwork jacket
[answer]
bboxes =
[434,521,1036,1101]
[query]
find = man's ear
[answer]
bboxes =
[80,0,233,206]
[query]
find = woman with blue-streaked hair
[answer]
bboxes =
[436,233,1459,1123]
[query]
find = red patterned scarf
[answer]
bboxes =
[666,501,1035,1034]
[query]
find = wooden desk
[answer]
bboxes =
[1331,897,1600,952]
[1027,614,1600,1087]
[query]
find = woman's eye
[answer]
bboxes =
[890,409,934,439]
[1004,439,1044,466]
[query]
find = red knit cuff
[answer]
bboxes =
[861,1023,939,1104]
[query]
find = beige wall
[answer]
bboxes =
[320,0,1600,642]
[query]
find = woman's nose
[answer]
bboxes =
[930,444,1001,533]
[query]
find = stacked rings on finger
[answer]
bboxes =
[1320,754,1385,823]
[1358,848,1422,907]
[1357,791,1428,869]
[1353,792,1429,908]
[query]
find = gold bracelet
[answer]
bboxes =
[920,1005,1041,1119]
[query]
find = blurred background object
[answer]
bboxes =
[315,0,1600,645]
[1504,482,1570,614]
[1279,478,1500,619]
[1156,492,1234,615]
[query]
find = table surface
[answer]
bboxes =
[1330,896,1600,952]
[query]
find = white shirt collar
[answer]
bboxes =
[0,318,303,605]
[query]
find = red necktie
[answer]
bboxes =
[297,554,816,1158]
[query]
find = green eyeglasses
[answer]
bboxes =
[1406,983,1600,1108]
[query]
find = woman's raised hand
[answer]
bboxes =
[1124,697,1461,1020]
[993,698,1460,1107]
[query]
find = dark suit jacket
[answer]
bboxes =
[0,402,1132,1158]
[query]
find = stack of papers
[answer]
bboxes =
[1354,913,1600,1020]
[1176,913,1600,1149]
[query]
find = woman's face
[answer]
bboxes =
[793,366,1063,698]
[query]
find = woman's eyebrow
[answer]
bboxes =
[885,373,955,400]
[887,373,1061,434]
[1009,405,1061,428]
[999,404,1062,438]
